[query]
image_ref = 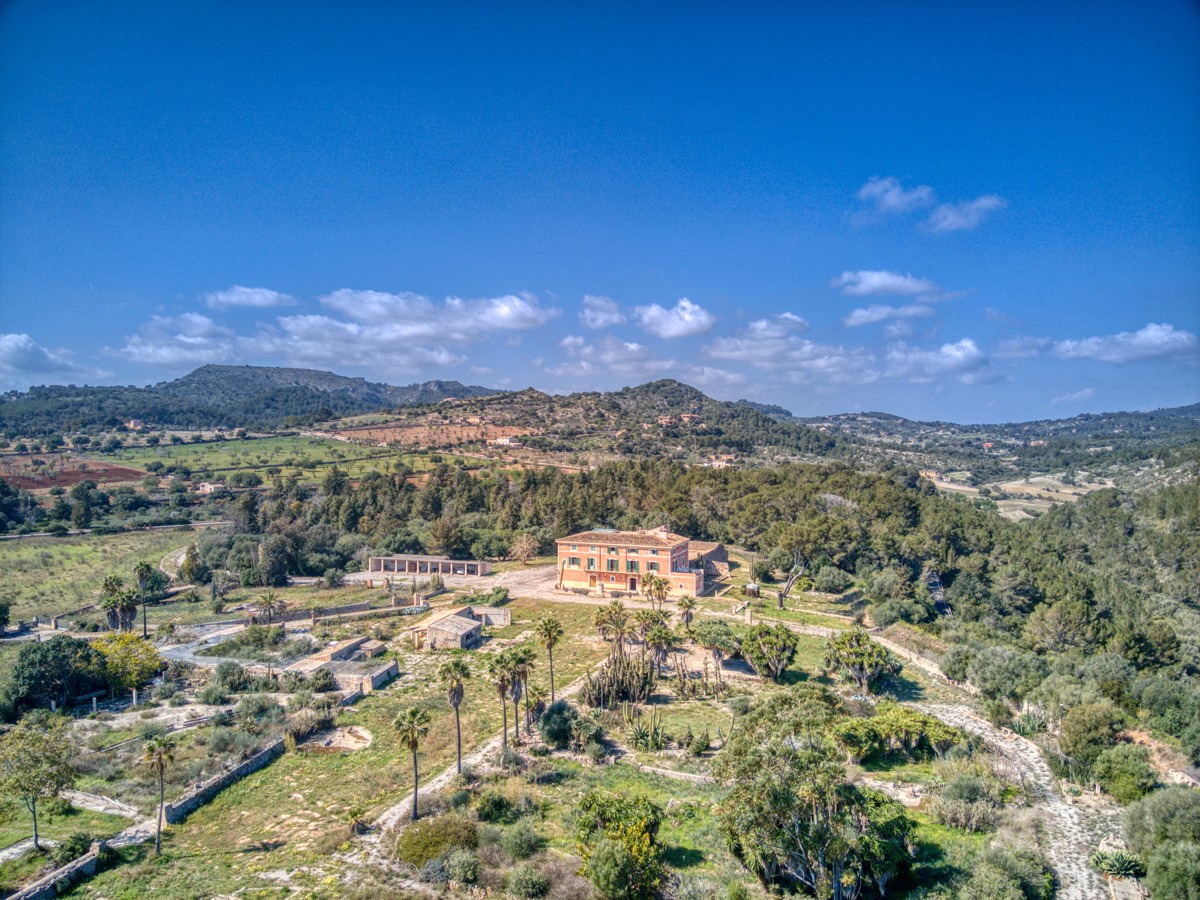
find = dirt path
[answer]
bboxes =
[913,703,1128,900]
[159,545,189,579]
[361,670,593,864]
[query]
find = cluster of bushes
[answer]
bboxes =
[195,625,315,664]
[389,770,589,898]
[829,700,967,764]
[1121,786,1200,899]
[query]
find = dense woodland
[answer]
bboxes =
[0,365,496,433]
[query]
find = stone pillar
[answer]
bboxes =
[92,697,98,713]
[132,688,138,705]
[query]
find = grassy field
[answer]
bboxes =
[108,435,477,483]
[0,529,191,624]
[0,804,130,855]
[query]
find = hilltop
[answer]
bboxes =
[0,365,500,433]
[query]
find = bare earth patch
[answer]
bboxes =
[301,726,374,753]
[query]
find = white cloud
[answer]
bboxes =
[252,314,464,372]
[843,304,934,327]
[320,289,558,342]
[707,315,876,384]
[683,365,747,389]
[580,295,626,329]
[633,298,716,339]
[857,176,935,214]
[203,285,295,309]
[549,335,677,380]
[117,287,557,377]
[832,270,937,297]
[1053,322,1199,364]
[0,333,102,388]
[885,338,987,382]
[927,195,1007,232]
[993,335,1051,359]
[1052,387,1095,406]
[118,313,237,366]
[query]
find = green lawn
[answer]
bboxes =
[0,529,191,625]
[0,803,130,855]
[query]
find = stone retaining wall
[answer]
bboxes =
[163,737,285,823]
[8,845,101,900]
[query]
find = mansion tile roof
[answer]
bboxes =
[556,529,689,549]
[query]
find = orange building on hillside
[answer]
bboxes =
[555,526,705,597]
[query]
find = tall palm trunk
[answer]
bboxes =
[30,798,38,851]
[453,703,462,774]
[500,695,508,751]
[410,748,420,821]
[548,647,556,702]
[155,766,164,855]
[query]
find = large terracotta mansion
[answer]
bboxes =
[554,526,724,597]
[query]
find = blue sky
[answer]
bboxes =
[1,1,1197,422]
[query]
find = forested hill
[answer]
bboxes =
[796,402,1200,482]
[0,365,500,433]
[426,379,849,460]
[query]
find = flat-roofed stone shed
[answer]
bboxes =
[367,554,492,576]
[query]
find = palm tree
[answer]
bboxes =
[102,589,139,632]
[142,734,175,856]
[594,600,630,658]
[486,651,514,751]
[534,617,564,702]
[439,657,471,774]
[525,683,547,730]
[1090,849,1146,900]
[134,560,155,638]
[646,625,676,677]
[100,575,125,631]
[255,590,287,626]
[676,596,698,632]
[634,609,660,647]
[642,572,669,611]
[394,707,432,821]
[509,646,536,741]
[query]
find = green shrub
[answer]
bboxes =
[419,857,448,884]
[446,849,478,884]
[1146,840,1200,899]
[475,789,512,823]
[506,862,549,898]
[537,699,578,749]
[983,699,1013,730]
[587,837,637,899]
[504,821,545,859]
[214,660,247,691]
[308,667,338,693]
[394,814,477,868]
[197,684,228,705]
[51,832,93,866]
[1094,744,1157,803]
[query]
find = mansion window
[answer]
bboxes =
[569,557,580,568]
[627,561,639,573]
[587,558,596,570]
[607,560,619,572]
